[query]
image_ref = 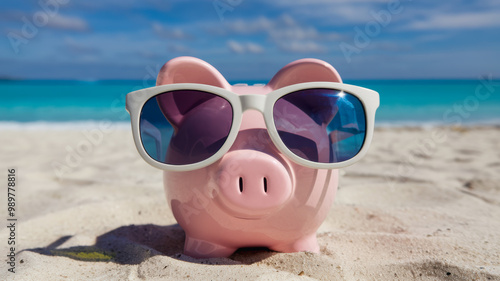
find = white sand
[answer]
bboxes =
[1,126,499,280]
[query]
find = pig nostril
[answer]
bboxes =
[239,177,243,193]
[263,177,267,193]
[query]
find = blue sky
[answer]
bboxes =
[1,0,499,80]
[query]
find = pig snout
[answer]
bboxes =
[216,150,293,218]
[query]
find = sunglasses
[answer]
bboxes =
[126,82,379,171]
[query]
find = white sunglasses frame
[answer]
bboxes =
[126,82,379,172]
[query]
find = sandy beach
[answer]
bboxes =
[1,125,499,280]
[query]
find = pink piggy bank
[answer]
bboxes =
[126,56,379,258]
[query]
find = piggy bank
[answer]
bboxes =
[126,56,379,258]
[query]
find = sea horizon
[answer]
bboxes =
[2,79,499,128]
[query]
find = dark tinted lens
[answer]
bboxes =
[139,90,233,165]
[273,88,366,163]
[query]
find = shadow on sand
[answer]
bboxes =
[25,224,276,265]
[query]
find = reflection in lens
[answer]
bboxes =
[273,89,366,163]
[139,90,233,165]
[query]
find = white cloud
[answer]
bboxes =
[47,14,89,31]
[315,5,378,24]
[0,11,89,32]
[263,0,390,24]
[227,40,264,54]
[406,11,500,30]
[246,42,264,53]
[224,17,274,34]
[152,22,190,39]
[278,41,326,53]
[223,15,339,54]
[225,15,339,40]
[227,40,244,53]
[268,25,337,42]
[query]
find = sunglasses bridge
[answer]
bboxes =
[238,94,267,112]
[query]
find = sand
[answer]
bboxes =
[1,125,499,280]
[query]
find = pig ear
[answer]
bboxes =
[156,56,230,88]
[267,58,342,90]
[155,57,230,127]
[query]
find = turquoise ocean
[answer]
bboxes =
[1,79,499,127]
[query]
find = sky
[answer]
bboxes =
[1,0,499,80]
